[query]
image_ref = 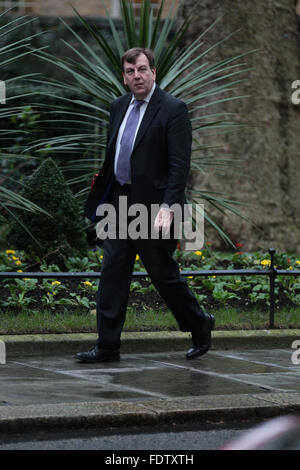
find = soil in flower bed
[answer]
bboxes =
[0,275,297,316]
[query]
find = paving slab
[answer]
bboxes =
[0,347,299,434]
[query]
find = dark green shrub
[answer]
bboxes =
[7,158,88,264]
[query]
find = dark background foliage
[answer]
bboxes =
[7,157,88,263]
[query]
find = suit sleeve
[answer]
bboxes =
[84,102,115,219]
[162,101,192,207]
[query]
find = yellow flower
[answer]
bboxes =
[17,269,23,273]
[5,249,16,254]
[51,281,61,286]
[23,278,30,281]
[187,276,194,279]
[296,260,300,265]
[194,251,202,256]
[260,259,271,266]
[83,281,92,287]
[11,256,18,261]
[135,254,140,261]
[15,260,22,266]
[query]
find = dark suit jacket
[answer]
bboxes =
[84,85,192,221]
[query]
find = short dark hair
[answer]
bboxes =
[121,48,155,71]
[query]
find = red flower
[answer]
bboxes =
[235,242,244,248]
[91,173,99,188]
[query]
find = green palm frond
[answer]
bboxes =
[1,0,256,246]
[0,10,51,222]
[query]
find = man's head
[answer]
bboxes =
[121,48,156,100]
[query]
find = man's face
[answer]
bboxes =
[122,53,156,100]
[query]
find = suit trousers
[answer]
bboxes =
[96,182,205,350]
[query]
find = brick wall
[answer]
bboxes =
[29,0,178,18]
[33,0,109,17]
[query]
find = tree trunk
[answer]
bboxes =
[178,0,300,253]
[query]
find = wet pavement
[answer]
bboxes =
[0,346,300,434]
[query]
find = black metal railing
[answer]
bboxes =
[1,247,300,328]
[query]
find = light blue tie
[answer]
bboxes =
[116,99,144,185]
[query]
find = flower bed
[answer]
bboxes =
[1,247,300,314]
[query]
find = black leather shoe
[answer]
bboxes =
[186,312,215,360]
[75,346,120,363]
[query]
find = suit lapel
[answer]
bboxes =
[132,85,163,153]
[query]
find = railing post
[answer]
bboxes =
[269,248,277,329]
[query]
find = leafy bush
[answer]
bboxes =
[7,158,88,264]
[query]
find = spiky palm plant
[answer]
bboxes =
[2,0,254,245]
[0,9,48,222]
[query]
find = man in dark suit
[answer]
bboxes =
[76,48,214,363]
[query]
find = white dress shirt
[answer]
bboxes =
[114,82,156,183]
